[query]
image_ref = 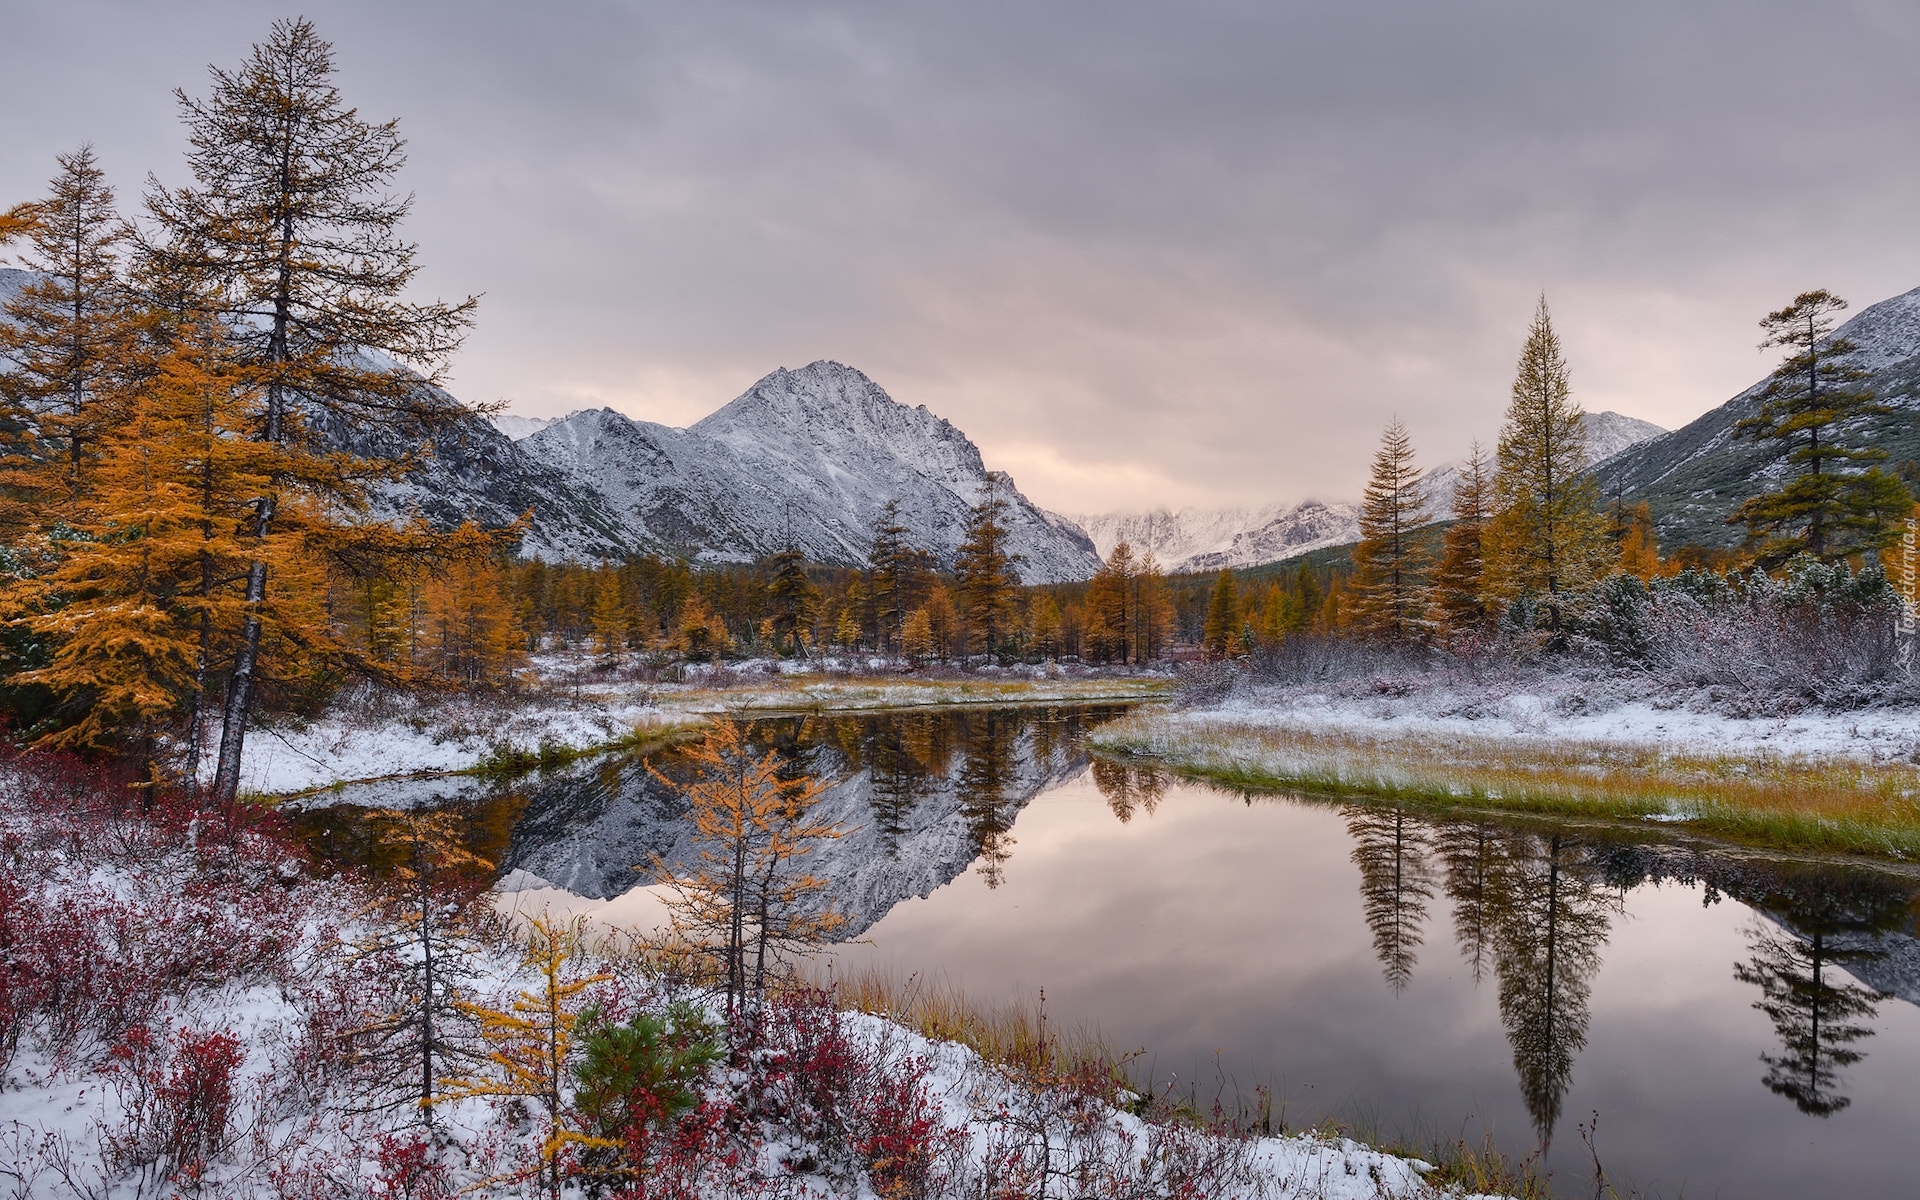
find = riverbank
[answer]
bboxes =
[236,660,1168,796]
[1092,690,1920,860]
[0,750,1480,1200]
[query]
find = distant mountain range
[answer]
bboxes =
[1598,286,1920,548]
[1073,411,1666,574]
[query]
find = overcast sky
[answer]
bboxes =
[6,2,1920,514]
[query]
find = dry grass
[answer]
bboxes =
[802,962,1131,1088]
[653,675,1171,716]
[1092,710,1920,860]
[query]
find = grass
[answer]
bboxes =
[648,674,1171,715]
[1091,709,1920,861]
[806,963,1130,1089]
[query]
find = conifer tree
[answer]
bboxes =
[900,607,935,663]
[866,499,927,652]
[1729,290,1911,565]
[1429,441,1494,641]
[1484,297,1607,627]
[591,565,627,657]
[1349,419,1433,641]
[652,720,842,1032]
[1131,549,1173,662]
[1028,593,1064,659]
[955,471,1022,658]
[420,545,526,686]
[1083,542,1136,663]
[1616,501,1663,581]
[0,146,136,514]
[447,915,612,1199]
[1202,570,1238,659]
[3,315,274,779]
[765,545,816,658]
[143,18,478,804]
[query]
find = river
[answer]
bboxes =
[298,703,1920,1198]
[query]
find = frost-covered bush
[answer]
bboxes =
[1572,558,1908,706]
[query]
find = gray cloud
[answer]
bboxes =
[6,1,1920,511]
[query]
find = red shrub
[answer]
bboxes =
[102,1023,245,1176]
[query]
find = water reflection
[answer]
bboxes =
[295,702,1920,1186]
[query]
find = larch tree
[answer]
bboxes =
[1130,548,1173,662]
[1202,570,1238,658]
[1348,418,1433,641]
[1728,290,1911,565]
[447,915,612,1199]
[651,719,842,1036]
[0,146,137,514]
[1083,542,1136,663]
[955,471,1022,658]
[1483,297,1608,627]
[2,314,276,782]
[142,18,477,805]
[1429,441,1494,642]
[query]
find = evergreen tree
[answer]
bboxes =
[1202,570,1238,659]
[143,18,478,804]
[1349,418,1433,641]
[1729,290,1911,565]
[1429,441,1494,642]
[1484,297,1608,627]
[955,471,1022,658]
[765,544,816,657]
[590,564,627,656]
[866,499,927,652]
[0,146,137,514]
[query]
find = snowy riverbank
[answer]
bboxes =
[0,753,1487,1200]
[1092,668,1920,858]
[231,659,1168,797]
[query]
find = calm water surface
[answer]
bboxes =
[302,705,1920,1198]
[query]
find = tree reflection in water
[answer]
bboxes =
[1347,805,1437,995]
[956,710,1021,888]
[1734,923,1881,1116]
[1336,799,1920,1140]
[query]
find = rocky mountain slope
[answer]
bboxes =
[1069,501,1361,574]
[1598,285,1920,549]
[516,361,1100,582]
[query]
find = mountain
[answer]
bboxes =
[491,413,561,440]
[1069,501,1360,574]
[518,361,1100,583]
[1074,411,1664,574]
[1598,286,1920,549]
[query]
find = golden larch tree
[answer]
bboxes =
[1483,297,1608,626]
[1348,418,1433,641]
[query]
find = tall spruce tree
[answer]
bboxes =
[955,471,1022,658]
[866,499,927,652]
[1729,290,1910,565]
[765,544,817,658]
[1429,441,1493,641]
[1484,297,1607,627]
[143,19,477,802]
[0,146,137,513]
[1349,418,1433,641]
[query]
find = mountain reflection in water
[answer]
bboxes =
[296,703,1920,1198]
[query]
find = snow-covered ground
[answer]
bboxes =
[1130,679,1920,766]
[0,761,1485,1200]
[227,659,1167,797]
